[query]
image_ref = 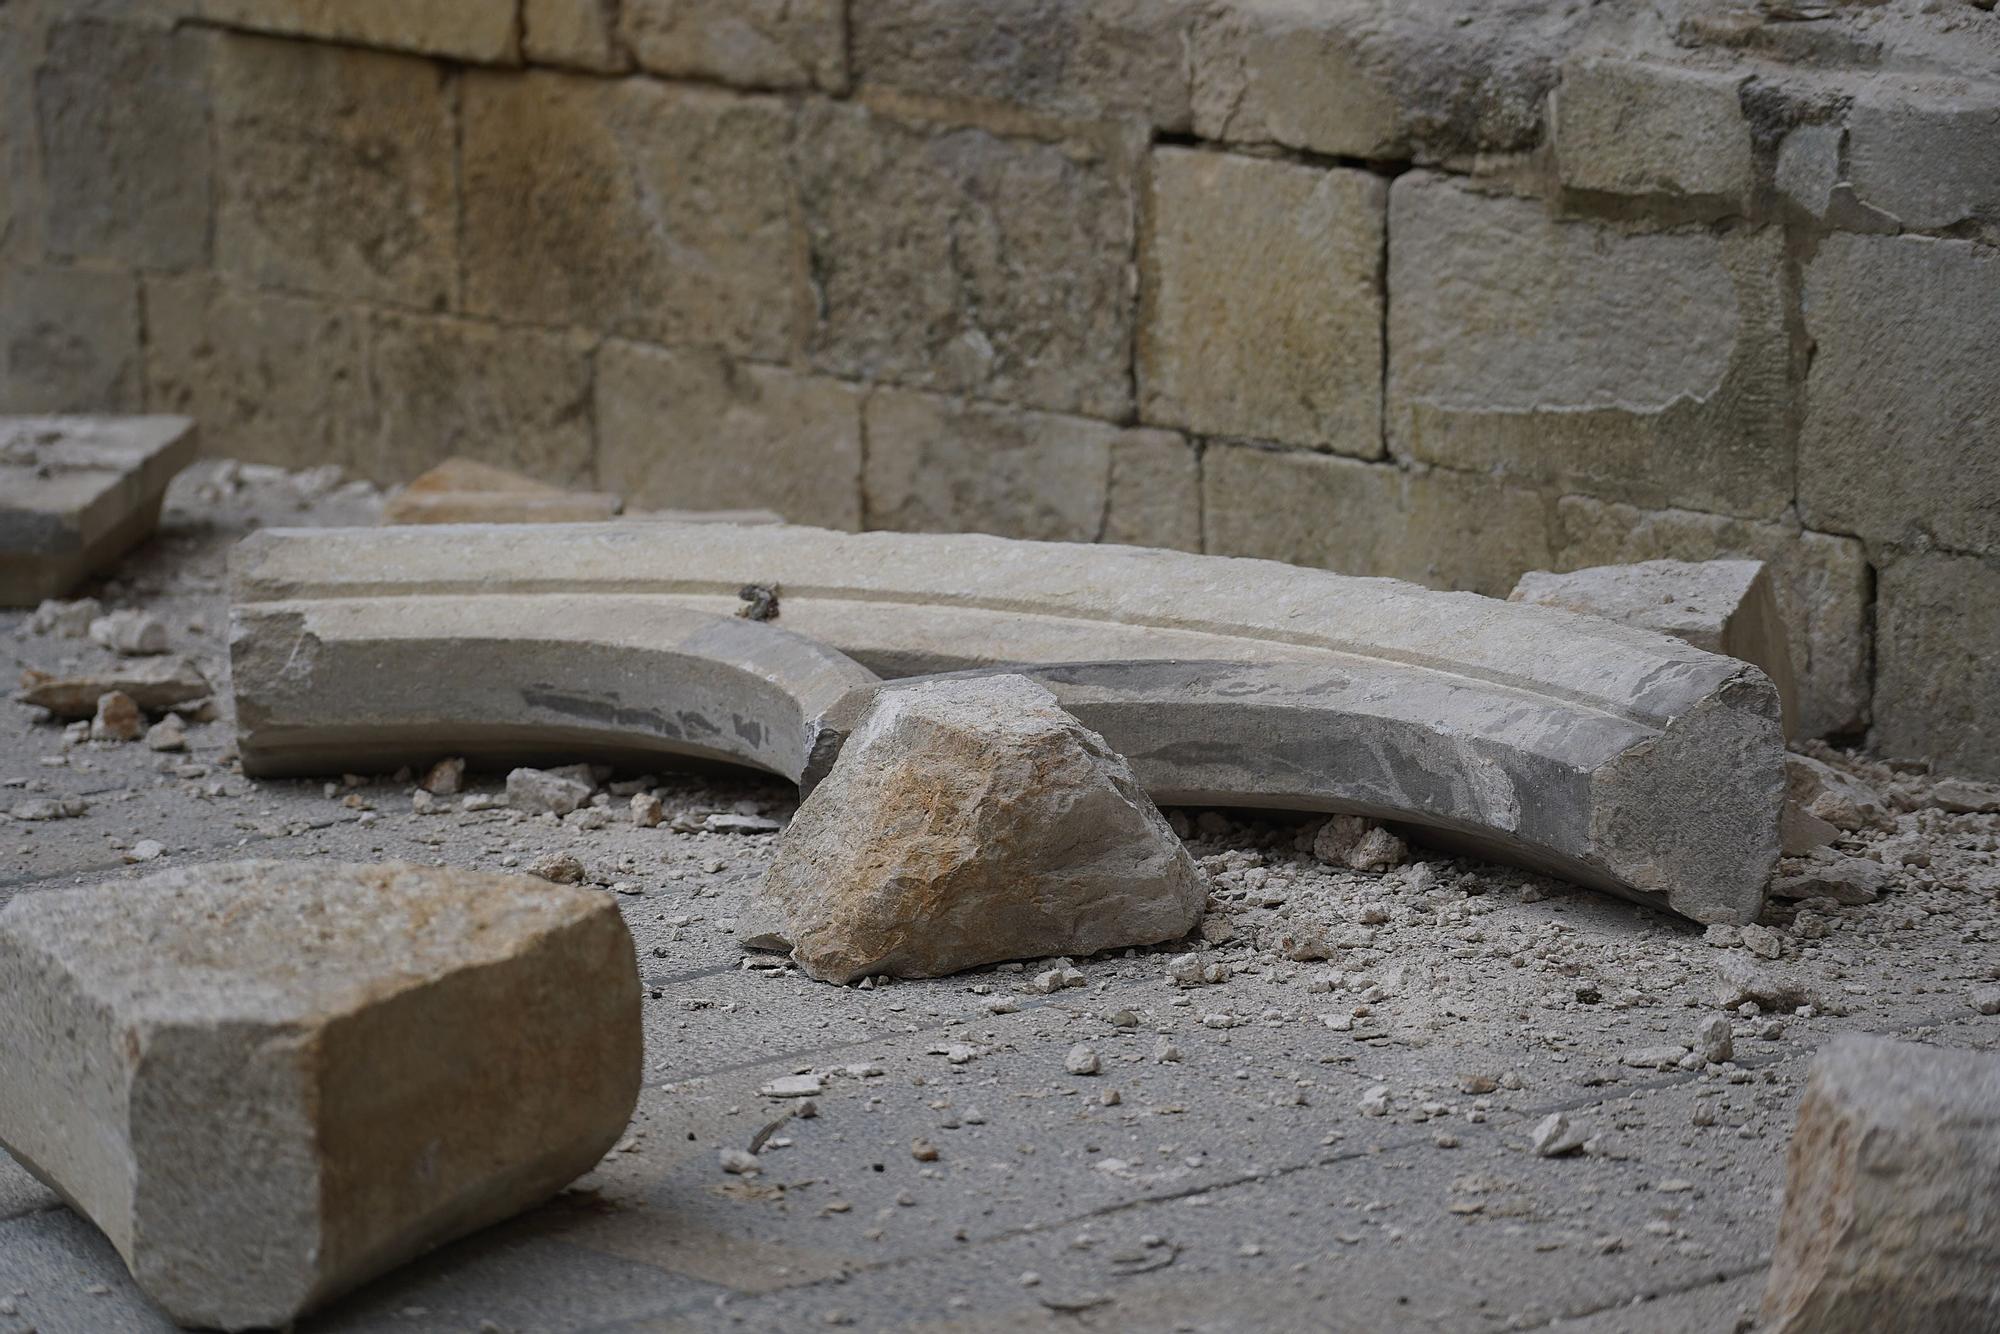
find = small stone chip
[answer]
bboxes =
[759,1073,824,1099]
[1065,1045,1101,1076]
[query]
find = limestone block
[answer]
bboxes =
[1552,496,1871,742]
[0,416,196,604]
[750,675,1205,983]
[851,0,1200,128]
[796,102,1134,419]
[463,72,801,361]
[621,0,844,91]
[863,388,1151,543]
[1763,1036,2000,1333]
[523,0,628,72]
[0,266,142,413]
[1801,234,2000,556]
[1552,57,1751,204]
[35,20,209,269]
[0,861,639,1329]
[0,17,40,264]
[1105,431,1201,553]
[1139,148,1384,456]
[1201,446,1557,598]
[142,275,369,471]
[596,342,863,531]
[1387,172,1791,521]
[1846,80,2000,234]
[382,458,622,526]
[364,312,597,486]
[1510,560,1797,736]
[198,0,519,63]
[1876,551,2000,782]
[211,34,456,308]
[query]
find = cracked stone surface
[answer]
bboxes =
[3,463,1998,1331]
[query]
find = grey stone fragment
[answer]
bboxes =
[88,609,167,656]
[1770,852,1889,907]
[1764,1036,2000,1333]
[1934,778,2000,815]
[0,861,641,1331]
[0,417,197,606]
[507,767,594,816]
[1695,1015,1733,1064]
[1784,754,1893,834]
[15,655,211,719]
[750,676,1205,984]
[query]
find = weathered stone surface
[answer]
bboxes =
[198,0,519,63]
[796,102,1135,419]
[0,266,142,413]
[1846,80,2000,235]
[1552,57,1751,204]
[864,388,1189,544]
[851,0,1199,127]
[621,0,845,91]
[0,861,639,1330]
[35,20,209,269]
[1140,148,1384,456]
[0,416,197,605]
[464,72,801,360]
[508,766,594,816]
[1770,851,1888,907]
[1202,447,1557,598]
[1104,431,1200,553]
[1801,234,1999,557]
[212,34,456,309]
[142,275,369,471]
[750,676,1204,983]
[1551,497,1870,743]
[383,458,622,526]
[0,15,40,265]
[89,609,168,656]
[235,522,1788,923]
[1784,754,1892,835]
[596,342,862,531]
[522,0,627,72]
[1510,560,1797,737]
[1763,1036,2000,1333]
[1388,172,1790,521]
[16,656,211,718]
[1875,551,2000,782]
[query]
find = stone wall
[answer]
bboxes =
[3,0,1996,774]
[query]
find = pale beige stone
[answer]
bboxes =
[595,341,863,531]
[1876,551,2000,782]
[1105,431,1201,553]
[382,458,622,526]
[1140,148,1384,457]
[199,0,519,63]
[212,34,457,308]
[15,656,210,719]
[0,266,141,413]
[463,72,802,361]
[1552,57,1752,203]
[522,0,627,72]
[1388,172,1790,521]
[622,0,845,91]
[751,676,1205,983]
[0,861,639,1330]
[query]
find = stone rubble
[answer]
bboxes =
[507,765,596,816]
[88,691,144,742]
[15,656,212,719]
[87,609,168,656]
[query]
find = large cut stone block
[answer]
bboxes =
[198,0,519,63]
[0,265,141,414]
[621,0,845,91]
[1846,80,2000,235]
[1551,57,1751,206]
[596,341,863,531]
[1,416,196,605]
[796,102,1135,419]
[751,675,1204,983]
[0,861,640,1330]
[212,34,457,309]
[1876,551,2000,782]
[464,72,802,361]
[851,0,1199,128]
[1139,148,1384,457]
[1763,1036,2000,1332]
[1105,430,1201,553]
[522,0,628,72]
[1388,172,1791,521]
[36,19,209,269]
[1801,233,2000,557]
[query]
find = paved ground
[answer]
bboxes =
[3,465,1998,1333]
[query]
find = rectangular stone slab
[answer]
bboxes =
[0,416,197,606]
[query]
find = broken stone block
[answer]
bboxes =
[0,417,197,606]
[749,675,1205,983]
[380,457,623,526]
[15,656,212,719]
[0,861,640,1331]
[1764,1036,2000,1333]
[1511,559,1798,736]
[1932,777,2000,815]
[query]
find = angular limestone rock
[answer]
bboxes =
[1785,753,1894,833]
[1764,1036,2000,1333]
[16,656,212,718]
[751,675,1204,983]
[0,861,641,1330]
[1,417,197,606]
[1511,559,1798,737]
[381,457,625,526]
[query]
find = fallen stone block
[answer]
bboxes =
[1764,1036,2000,1333]
[0,861,641,1330]
[1511,559,1798,737]
[747,675,1205,983]
[1,417,197,606]
[16,656,212,719]
[231,522,1787,924]
[381,457,625,526]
